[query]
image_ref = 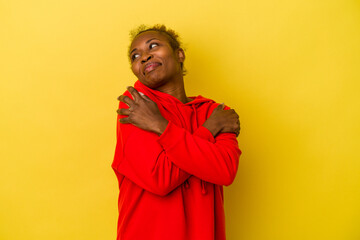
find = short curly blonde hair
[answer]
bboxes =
[128,24,186,75]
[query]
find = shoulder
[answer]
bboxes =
[191,96,233,119]
[117,89,132,109]
[197,95,233,109]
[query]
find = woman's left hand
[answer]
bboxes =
[117,86,169,135]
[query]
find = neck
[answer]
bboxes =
[155,76,190,103]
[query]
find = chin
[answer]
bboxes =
[139,74,167,89]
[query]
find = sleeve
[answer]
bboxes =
[157,116,241,186]
[114,91,209,197]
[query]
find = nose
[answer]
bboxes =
[141,53,152,63]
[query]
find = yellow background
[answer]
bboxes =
[1,0,359,239]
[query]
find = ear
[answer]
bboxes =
[177,48,185,63]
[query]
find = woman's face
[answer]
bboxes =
[129,31,185,89]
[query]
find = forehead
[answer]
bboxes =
[130,31,170,49]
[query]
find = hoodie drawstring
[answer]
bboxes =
[184,179,190,189]
[192,104,207,195]
[184,179,207,194]
[201,180,207,194]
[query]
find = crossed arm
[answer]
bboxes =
[117,86,240,137]
[113,86,241,196]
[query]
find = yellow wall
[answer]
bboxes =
[1,0,359,239]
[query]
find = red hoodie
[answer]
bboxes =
[112,80,241,240]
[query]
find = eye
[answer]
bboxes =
[131,53,140,62]
[149,42,158,49]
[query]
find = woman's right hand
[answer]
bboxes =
[202,104,240,137]
[117,86,169,136]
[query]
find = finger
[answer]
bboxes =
[119,117,131,124]
[219,103,225,110]
[237,126,241,136]
[118,95,135,107]
[210,104,221,115]
[234,124,240,135]
[117,108,130,116]
[214,103,224,112]
[127,86,142,102]
[141,93,152,102]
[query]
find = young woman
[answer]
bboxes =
[112,24,241,240]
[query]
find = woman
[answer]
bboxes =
[112,24,241,240]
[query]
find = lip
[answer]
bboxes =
[143,62,161,75]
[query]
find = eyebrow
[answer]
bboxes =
[129,38,159,55]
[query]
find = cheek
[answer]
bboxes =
[165,56,180,71]
[131,63,141,76]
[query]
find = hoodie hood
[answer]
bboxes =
[134,80,214,107]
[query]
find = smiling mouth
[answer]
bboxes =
[144,62,161,75]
